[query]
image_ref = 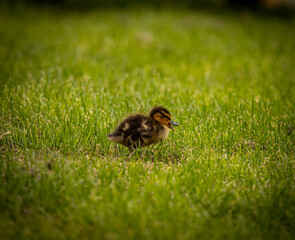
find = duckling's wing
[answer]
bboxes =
[107,114,148,147]
[137,119,154,138]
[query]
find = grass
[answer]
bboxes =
[0,4,295,240]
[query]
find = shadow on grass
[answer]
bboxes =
[107,142,186,164]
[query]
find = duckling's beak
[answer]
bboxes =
[169,120,179,131]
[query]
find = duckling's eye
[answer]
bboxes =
[160,116,164,119]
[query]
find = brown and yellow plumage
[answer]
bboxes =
[107,106,179,151]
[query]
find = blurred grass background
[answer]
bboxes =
[5,0,295,9]
[0,0,295,240]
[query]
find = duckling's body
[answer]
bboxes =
[107,107,179,150]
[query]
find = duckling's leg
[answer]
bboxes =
[127,137,138,153]
[129,145,135,152]
[128,139,144,153]
[114,143,119,156]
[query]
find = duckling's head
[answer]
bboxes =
[150,106,179,130]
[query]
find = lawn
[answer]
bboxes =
[0,4,295,240]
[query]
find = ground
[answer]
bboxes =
[0,4,295,240]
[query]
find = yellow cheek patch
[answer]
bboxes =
[154,113,162,119]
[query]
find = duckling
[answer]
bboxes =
[107,106,179,151]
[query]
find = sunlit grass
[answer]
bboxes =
[0,5,295,240]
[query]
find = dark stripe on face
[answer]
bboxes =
[159,111,171,121]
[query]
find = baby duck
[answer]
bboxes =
[107,106,179,151]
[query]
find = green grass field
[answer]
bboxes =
[0,5,295,240]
